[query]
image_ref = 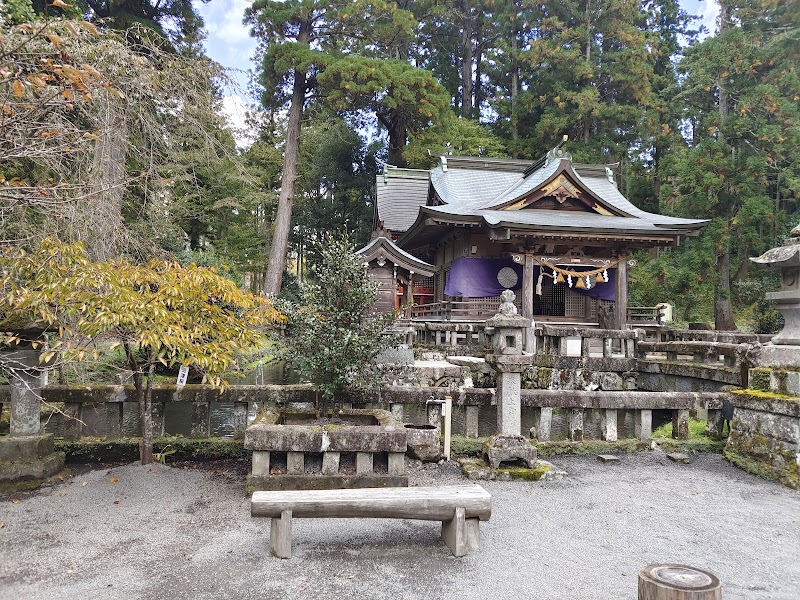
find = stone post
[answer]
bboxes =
[0,335,65,488]
[483,291,537,469]
[8,343,43,436]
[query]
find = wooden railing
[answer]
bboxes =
[626,306,664,326]
[411,297,520,322]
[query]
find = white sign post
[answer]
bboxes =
[176,365,190,390]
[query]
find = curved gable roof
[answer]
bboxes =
[356,236,436,277]
[420,153,707,234]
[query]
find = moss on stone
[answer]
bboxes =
[724,448,800,490]
[458,457,552,481]
[654,438,727,453]
[56,436,249,463]
[537,439,646,456]
[725,418,800,489]
[733,388,798,401]
[495,464,551,481]
[748,368,772,392]
[449,435,490,457]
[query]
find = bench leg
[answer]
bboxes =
[441,506,480,557]
[270,510,292,559]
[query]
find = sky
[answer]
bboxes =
[193,0,722,143]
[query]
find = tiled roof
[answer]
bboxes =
[426,154,707,231]
[356,235,436,276]
[376,166,429,233]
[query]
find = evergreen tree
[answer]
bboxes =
[245,0,450,293]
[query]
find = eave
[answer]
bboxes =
[356,236,436,277]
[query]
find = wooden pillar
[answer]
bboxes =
[403,272,414,318]
[615,257,629,330]
[522,254,535,353]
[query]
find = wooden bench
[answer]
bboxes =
[251,484,492,558]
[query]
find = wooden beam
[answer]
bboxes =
[251,485,492,521]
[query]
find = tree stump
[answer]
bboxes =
[638,564,721,600]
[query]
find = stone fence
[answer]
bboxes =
[0,384,728,446]
[530,326,758,388]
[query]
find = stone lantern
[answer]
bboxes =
[750,224,800,386]
[751,224,800,348]
[483,290,537,469]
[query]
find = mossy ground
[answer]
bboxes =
[650,417,728,452]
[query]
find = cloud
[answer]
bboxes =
[699,0,721,35]
[219,94,258,149]
[194,0,257,72]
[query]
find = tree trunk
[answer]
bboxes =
[72,94,128,261]
[474,43,483,120]
[461,18,473,118]
[638,563,721,600]
[714,247,736,331]
[263,22,310,295]
[124,341,153,465]
[582,0,593,143]
[140,362,155,465]
[713,4,736,333]
[510,29,519,153]
[381,109,408,167]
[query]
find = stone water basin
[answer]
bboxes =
[244,408,410,492]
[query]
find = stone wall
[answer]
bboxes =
[726,387,800,490]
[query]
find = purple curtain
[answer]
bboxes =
[444,258,620,302]
[444,257,523,298]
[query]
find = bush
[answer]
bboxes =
[752,298,784,334]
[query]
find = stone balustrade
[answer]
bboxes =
[636,340,751,387]
[0,384,728,446]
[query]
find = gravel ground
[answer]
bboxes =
[0,452,798,600]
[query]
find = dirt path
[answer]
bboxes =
[0,453,797,600]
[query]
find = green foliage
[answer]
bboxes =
[274,234,401,415]
[653,417,711,439]
[752,298,784,335]
[176,248,244,288]
[404,117,507,169]
[292,116,379,249]
[1,0,35,24]
[0,238,283,462]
